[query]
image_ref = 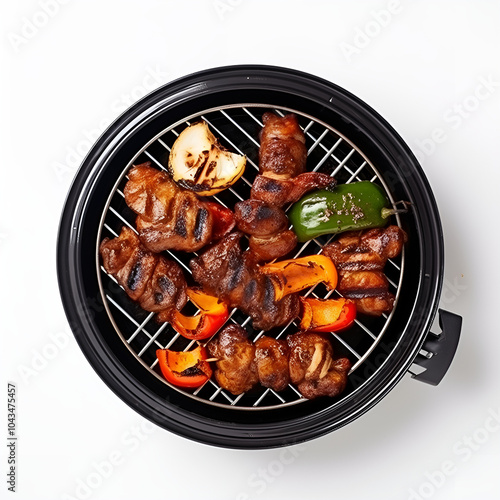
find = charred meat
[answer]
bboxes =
[254,336,290,392]
[123,162,234,253]
[234,199,297,261]
[247,230,297,262]
[251,172,336,208]
[206,324,259,395]
[287,332,351,399]
[258,112,307,178]
[323,225,407,316]
[190,232,300,330]
[100,226,187,315]
[235,199,289,236]
[207,328,350,398]
[240,112,334,261]
[251,113,335,207]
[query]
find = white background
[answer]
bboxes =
[2,1,500,499]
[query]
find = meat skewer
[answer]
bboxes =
[323,225,407,316]
[206,325,350,399]
[234,199,297,262]
[190,232,300,331]
[287,332,351,399]
[236,113,336,261]
[100,226,187,316]
[251,113,336,206]
[123,162,234,253]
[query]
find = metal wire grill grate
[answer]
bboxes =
[96,104,404,410]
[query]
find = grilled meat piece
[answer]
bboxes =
[124,162,234,253]
[323,226,407,316]
[251,112,336,207]
[288,332,334,384]
[351,295,396,316]
[100,226,187,314]
[235,199,297,261]
[251,172,336,207]
[207,326,350,398]
[190,232,300,330]
[207,324,259,395]
[254,336,290,392]
[235,199,288,236]
[325,225,406,272]
[287,332,351,399]
[297,357,351,400]
[338,271,394,316]
[339,270,390,295]
[248,230,297,262]
[258,112,307,178]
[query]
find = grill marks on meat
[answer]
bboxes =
[207,324,259,395]
[234,199,297,261]
[255,336,290,392]
[251,172,336,208]
[258,112,307,178]
[237,113,334,262]
[251,113,336,207]
[194,207,209,241]
[235,199,288,236]
[100,227,187,315]
[324,225,406,271]
[190,232,300,330]
[124,162,234,253]
[207,326,349,399]
[287,332,351,399]
[323,226,407,316]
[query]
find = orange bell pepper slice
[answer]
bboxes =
[170,288,229,340]
[300,297,356,332]
[156,345,212,388]
[260,255,338,300]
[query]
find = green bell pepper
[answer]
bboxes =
[289,181,402,242]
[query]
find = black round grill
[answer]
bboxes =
[57,65,460,448]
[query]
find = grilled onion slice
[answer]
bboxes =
[168,121,246,196]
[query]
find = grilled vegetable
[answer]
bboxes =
[168,121,246,196]
[300,297,356,332]
[288,181,405,242]
[203,201,236,240]
[170,288,229,340]
[156,345,212,388]
[260,255,338,301]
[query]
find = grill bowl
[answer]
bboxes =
[57,65,457,448]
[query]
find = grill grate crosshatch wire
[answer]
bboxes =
[96,104,405,410]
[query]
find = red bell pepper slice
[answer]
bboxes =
[204,201,236,240]
[156,345,212,388]
[300,297,356,332]
[170,288,229,340]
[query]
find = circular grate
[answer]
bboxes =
[96,104,405,410]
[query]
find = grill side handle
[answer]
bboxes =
[411,309,462,386]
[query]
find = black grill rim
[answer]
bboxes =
[57,65,444,449]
